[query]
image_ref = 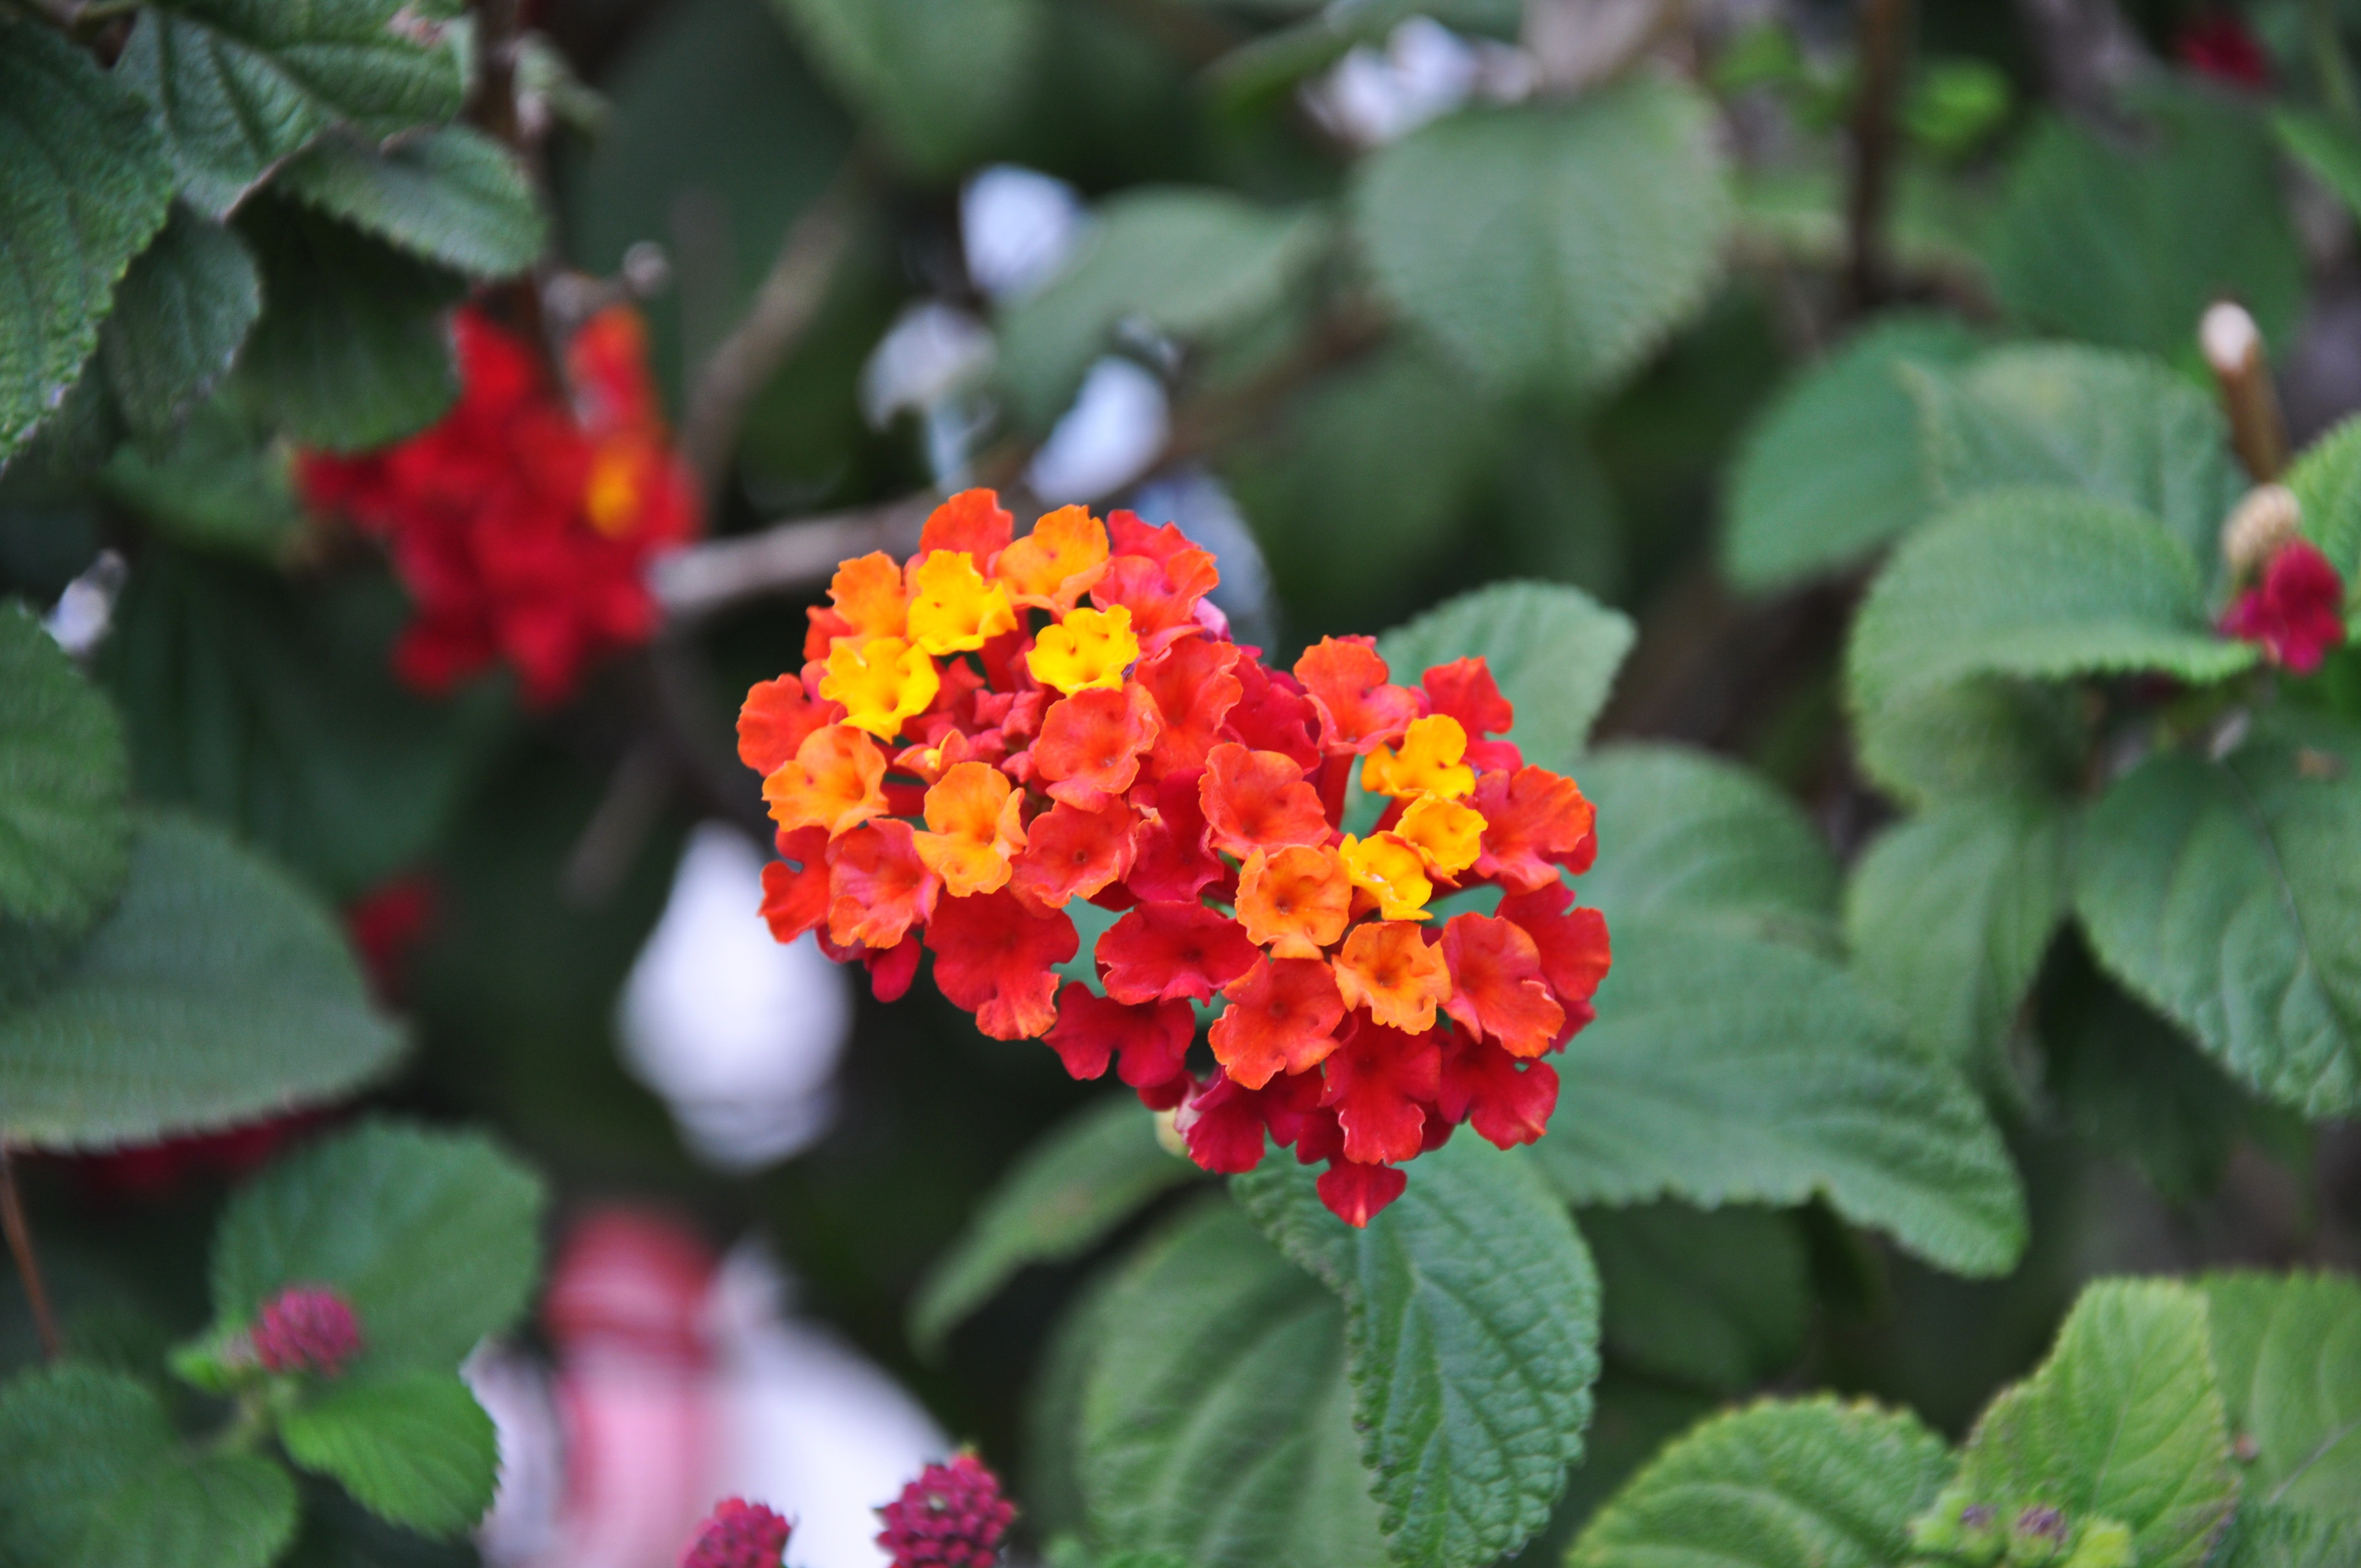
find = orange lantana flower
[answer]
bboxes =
[1440,912,1564,1058]
[1235,845,1351,959]
[761,724,888,837]
[1033,684,1162,810]
[1201,742,1329,859]
[1295,636,1420,755]
[913,760,1027,896]
[826,551,909,642]
[996,504,1109,609]
[1338,832,1432,921]
[827,819,939,950]
[1211,956,1346,1089]
[1334,920,1451,1032]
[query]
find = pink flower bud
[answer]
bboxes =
[681,1498,792,1568]
[249,1285,363,1376]
[875,1453,1015,1568]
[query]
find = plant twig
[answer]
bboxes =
[679,167,864,492]
[0,1148,60,1362]
[2202,301,2288,482]
[652,495,935,623]
[1843,0,1908,313]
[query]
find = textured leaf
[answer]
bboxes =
[1574,743,1838,950]
[2286,412,2361,583]
[96,206,263,447]
[1533,918,2026,1277]
[1579,1202,1808,1395]
[1722,314,1980,591]
[1566,1396,1952,1568]
[279,1372,498,1538]
[1376,582,1635,773]
[911,1096,1198,1355]
[2072,715,2361,1118]
[0,605,129,943]
[211,1119,546,1375]
[231,198,460,452]
[1205,0,1519,107]
[98,394,301,559]
[276,126,546,279]
[102,547,494,898]
[1911,345,2248,585]
[1846,794,2071,1068]
[1952,1279,2237,1568]
[1079,1199,1389,1568]
[997,188,1326,429]
[1353,82,1729,396]
[2200,1271,2361,1516]
[1847,490,2255,722]
[0,1362,298,1568]
[2215,1504,2361,1568]
[118,0,468,219]
[1234,1137,1602,1568]
[2275,107,2361,229]
[1988,88,2303,358]
[0,814,404,1150]
[1856,676,2087,810]
[0,24,177,461]
[768,0,1045,174]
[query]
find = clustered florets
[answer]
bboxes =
[299,304,700,705]
[681,1498,795,1568]
[2220,537,2348,675]
[247,1284,364,1377]
[874,1454,1015,1568]
[739,490,1610,1226]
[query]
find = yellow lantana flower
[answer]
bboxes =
[905,550,1018,655]
[1339,831,1433,921]
[1394,793,1485,876]
[820,635,939,739]
[1360,714,1475,801]
[1026,603,1139,694]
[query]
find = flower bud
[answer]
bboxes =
[2009,1504,2072,1565]
[248,1285,363,1377]
[876,1452,1015,1568]
[682,1498,792,1568]
[2221,484,2302,582]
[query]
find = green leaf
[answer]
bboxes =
[1566,1396,1953,1568]
[1910,345,2248,584]
[1951,1279,2237,1568]
[2216,1504,2361,1568]
[97,393,301,559]
[2286,412,2361,583]
[1533,918,2027,1277]
[1353,81,1730,396]
[1204,0,1519,108]
[1846,794,2071,1068]
[279,1372,498,1538]
[102,547,494,898]
[1988,88,2304,359]
[0,813,404,1150]
[210,1119,546,1375]
[1579,1202,1808,1395]
[0,1362,299,1568]
[2072,715,2361,1118]
[276,126,547,279]
[997,188,1326,428]
[910,1096,1198,1355]
[231,198,460,452]
[117,0,468,220]
[1375,582,1635,773]
[1234,1137,1602,1568]
[1574,743,1838,949]
[1856,676,2087,810]
[0,23,176,462]
[1078,1198,1389,1568]
[1846,490,2255,722]
[2199,1271,2361,1517]
[768,0,1045,175]
[96,206,263,448]
[0,605,129,945]
[1722,314,1980,591]
[2274,107,2361,230]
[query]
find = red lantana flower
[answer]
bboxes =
[2222,539,2348,675]
[738,492,1611,1226]
[298,305,700,705]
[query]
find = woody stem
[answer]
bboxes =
[0,1148,60,1361]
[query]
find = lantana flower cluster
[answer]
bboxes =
[299,304,700,705]
[738,490,1609,1227]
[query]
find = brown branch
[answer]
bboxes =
[0,1149,59,1362]
[2203,302,2289,483]
[679,167,864,491]
[1843,0,1909,313]
[652,496,935,624]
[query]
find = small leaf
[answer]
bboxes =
[117,0,469,220]
[1533,918,2027,1277]
[1988,86,2304,360]
[2274,107,2361,229]
[96,206,263,448]
[210,1119,546,1375]
[768,0,1045,175]
[0,23,177,461]
[0,604,129,946]
[1353,82,1730,396]
[997,188,1326,429]
[0,814,405,1151]
[1566,1396,1953,1568]
[1845,793,2071,1068]
[1580,1202,1809,1395]
[275,126,547,279]
[1951,1278,2237,1568]
[231,198,460,453]
[911,1096,1198,1356]
[1574,743,1838,950]
[2072,714,2361,1118]
[0,1361,298,1568]
[1375,582,1635,772]
[1847,489,2255,723]
[2285,412,2361,583]
[279,1371,499,1538]
[2199,1271,2361,1517]
[1722,313,1981,591]
[1078,1198,1389,1568]
[1910,344,2248,585]
[1234,1138,1602,1568]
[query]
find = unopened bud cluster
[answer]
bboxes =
[1906,1487,2135,1568]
